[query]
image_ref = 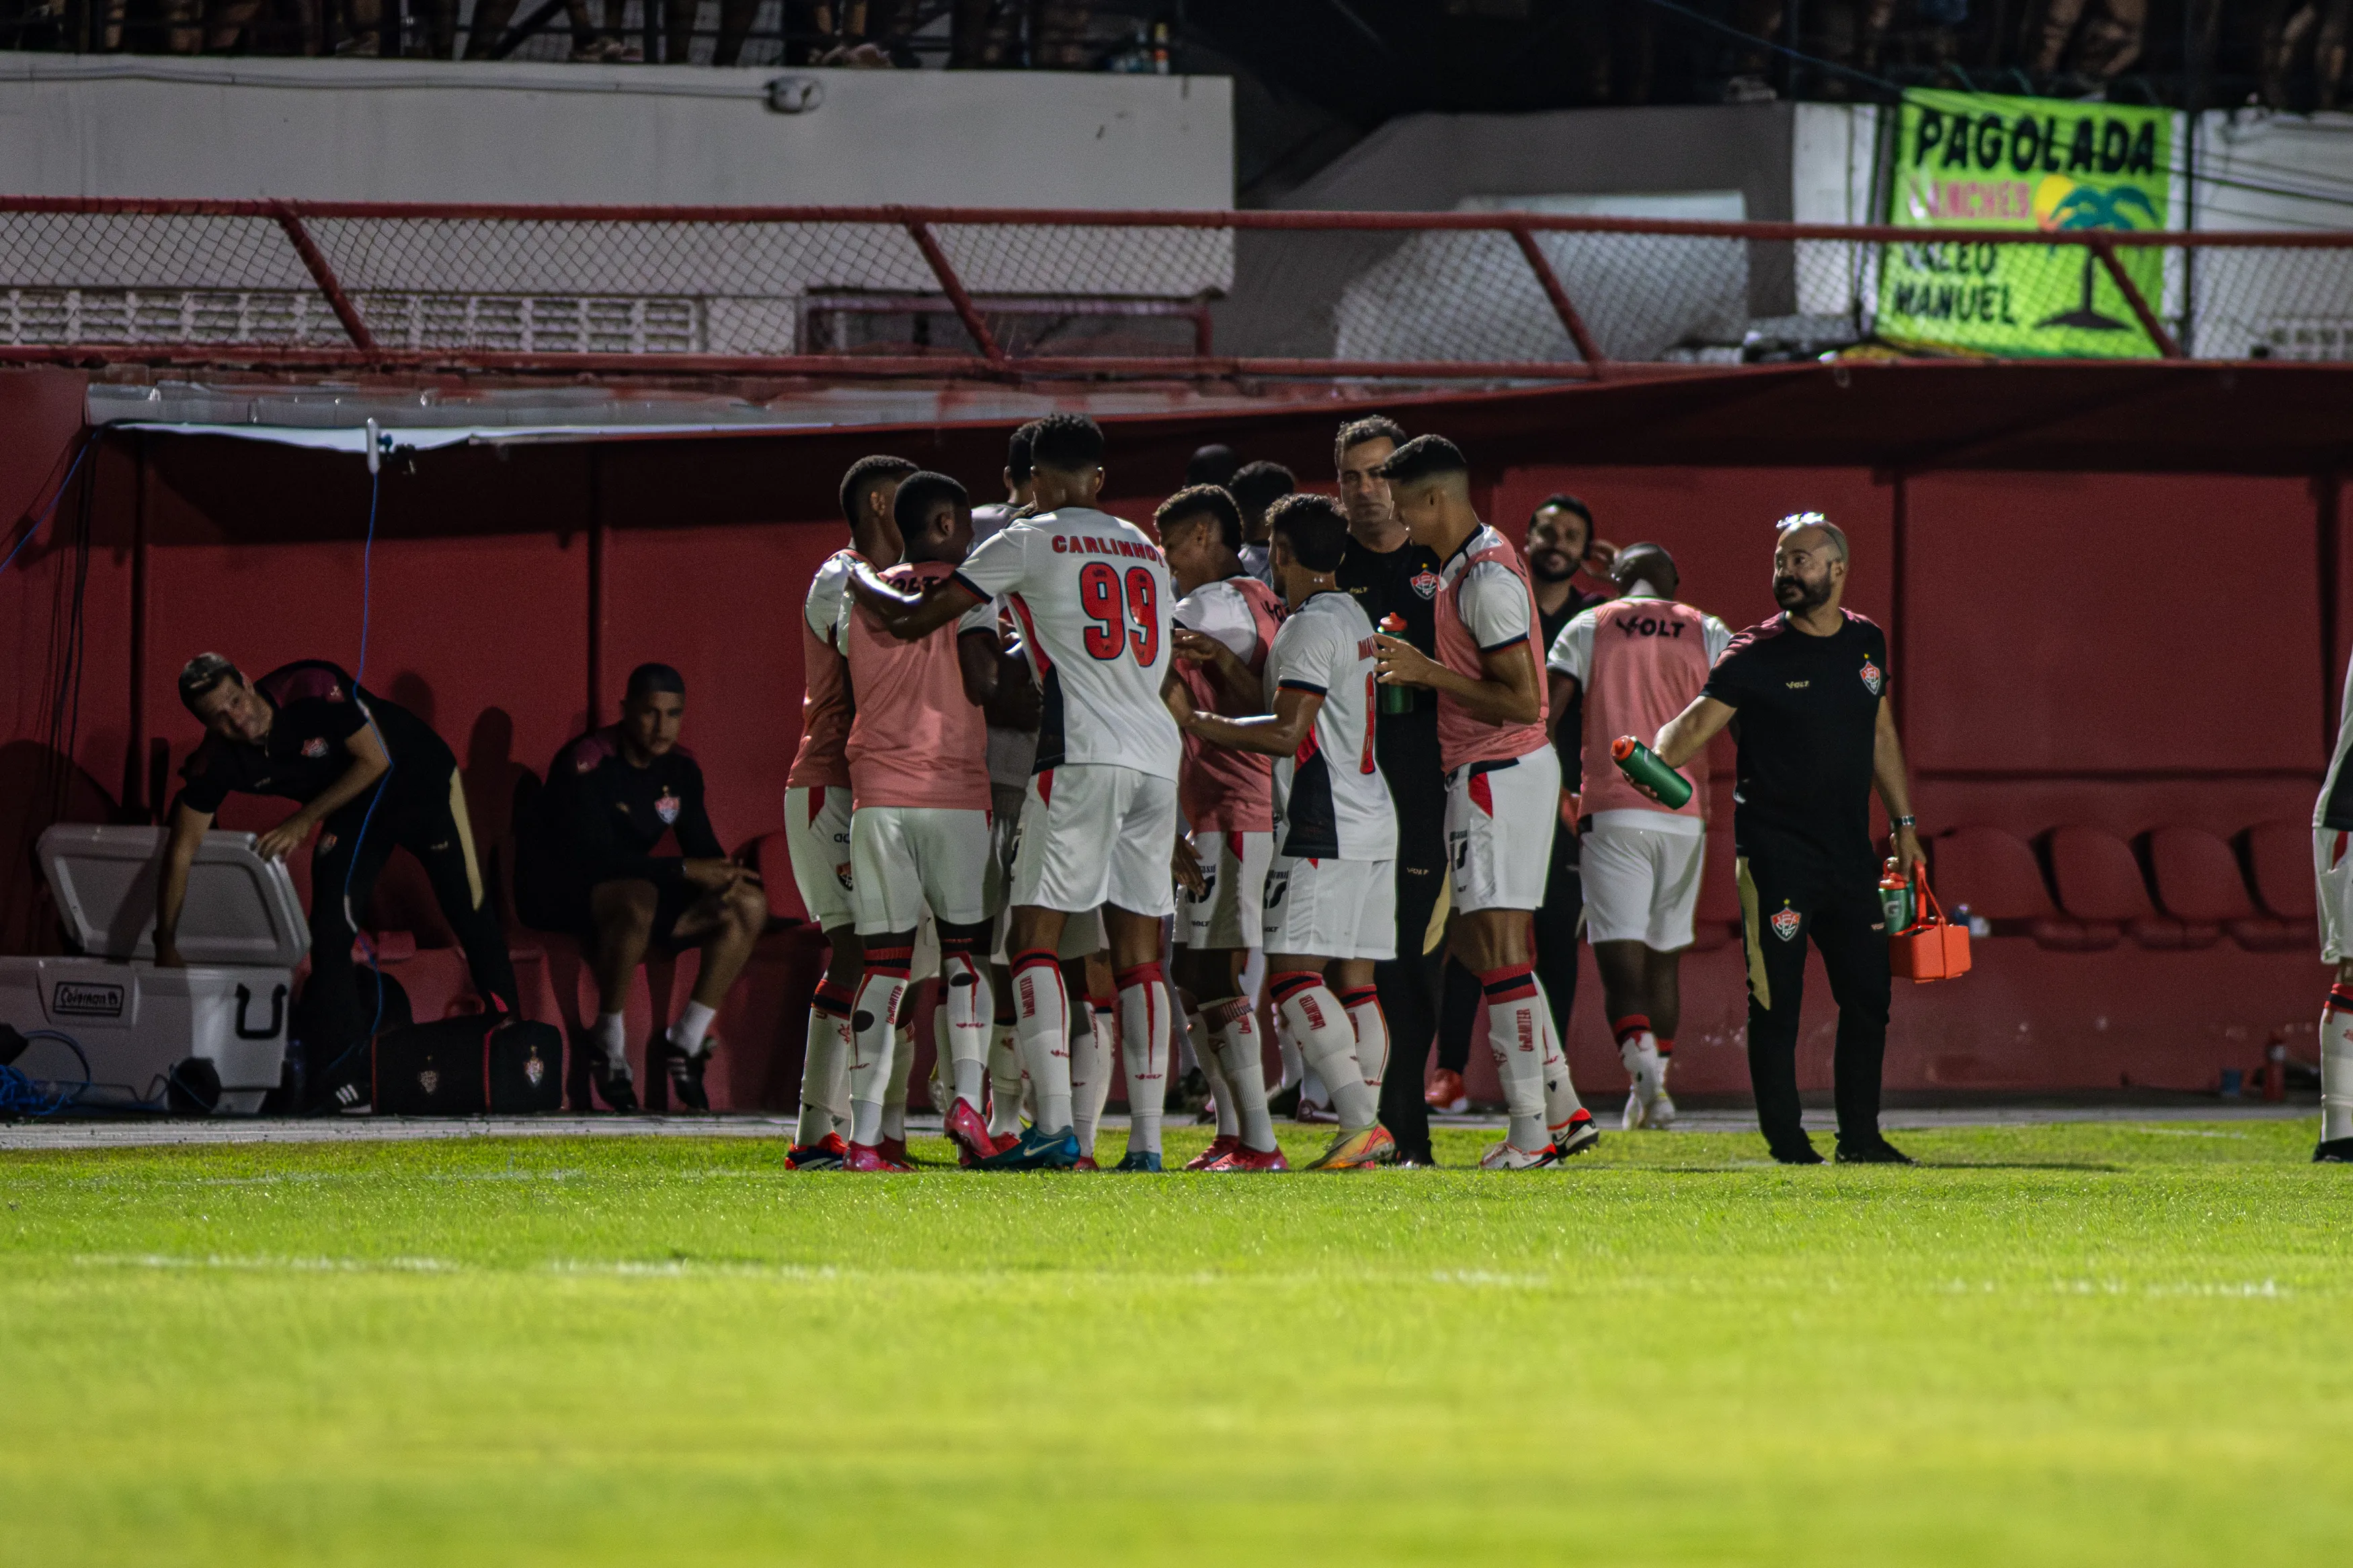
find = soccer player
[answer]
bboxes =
[532,662,768,1113]
[156,655,520,1110]
[780,454,912,1169]
[1546,542,1732,1130]
[2315,640,2353,1161]
[1159,483,1285,1170]
[1170,493,1399,1171]
[1228,459,1296,587]
[839,472,1000,1171]
[1371,436,1598,1169]
[847,413,1185,1172]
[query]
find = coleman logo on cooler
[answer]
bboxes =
[654,790,682,825]
[1771,906,1802,942]
[53,981,125,1018]
[1410,570,1440,600]
[302,737,330,758]
[1860,659,1884,696]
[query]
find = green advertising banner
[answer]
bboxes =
[1878,89,2175,358]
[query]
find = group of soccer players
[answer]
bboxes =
[778,411,1595,1173]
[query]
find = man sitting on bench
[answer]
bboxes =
[159,653,521,1110]
[530,662,766,1112]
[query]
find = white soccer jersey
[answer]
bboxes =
[806,549,855,644]
[1265,589,1396,862]
[953,507,1183,777]
[2320,645,2353,831]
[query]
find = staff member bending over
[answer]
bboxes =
[160,655,520,1108]
[536,663,766,1113]
[1644,514,1923,1165]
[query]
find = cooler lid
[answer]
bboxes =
[37,823,309,967]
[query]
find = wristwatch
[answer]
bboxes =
[1892,815,1917,829]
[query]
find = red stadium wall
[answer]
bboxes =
[1,364,2339,1112]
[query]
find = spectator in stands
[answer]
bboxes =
[1644,514,1923,1165]
[1228,460,1295,586]
[2029,0,2147,79]
[525,662,767,1113]
[2259,0,2351,109]
[1187,443,1242,490]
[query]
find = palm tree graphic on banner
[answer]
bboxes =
[2033,178,2162,332]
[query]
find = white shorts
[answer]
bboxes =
[1263,855,1396,962]
[1445,745,1562,914]
[988,780,1103,964]
[850,804,990,935]
[1581,817,1707,949]
[2318,827,2353,963]
[1178,829,1274,951]
[783,784,854,932]
[1010,764,1179,919]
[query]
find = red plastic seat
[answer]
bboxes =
[1689,828,1738,951]
[2244,819,2322,949]
[750,829,809,927]
[1929,826,2054,942]
[2043,825,2154,951]
[2141,826,2240,950]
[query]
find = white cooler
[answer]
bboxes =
[0,825,308,1114]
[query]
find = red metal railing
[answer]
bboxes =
[2,197,2350,379]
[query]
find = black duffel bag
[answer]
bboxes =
[372,1014,565,1115]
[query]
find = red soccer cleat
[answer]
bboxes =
[877,1135,914,1168]
[1205,1143,1290,1172]
[1424,1068,1468,1115]
[1185,1134,1242,1171]
[787,1132,848,1170]
[946,1098,997,1166]
[842,1141,895,1171]
[1072,1155,1100,1171]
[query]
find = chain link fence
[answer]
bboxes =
[1,200,2348,374]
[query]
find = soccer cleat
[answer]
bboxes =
[1205,1143,1290,1172]
[2316,1137,2353,1163]
[977,1124,1083,1171]
[1647,1090,1678,1129]
[1424,1068,1468,1115]
[1478,1139,1561,1170]
[657,1031,712,1113]
[1185,1134,1242,1171]
[1552,1111,1601,1159]
[1072,1155,1100,1171]
[945,1098,998,1166]
[1305,1124,1396,1170]
[588,1057,639,1114]
[1769,1138,1826,1165]
[1114,1149,1164,1172]
[842,1141,908,1172]
[877,1135,913,1168]
[1620,1088,1647,1131]
[787,1132,848,1170]
[1835,1136,1916,1165]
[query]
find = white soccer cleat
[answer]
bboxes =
[1646,1089,1677,1128]
[1478,1139,1560,1170]
[1621,1087,1648,1130]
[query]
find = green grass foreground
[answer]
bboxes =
[3,1119,2348,1566]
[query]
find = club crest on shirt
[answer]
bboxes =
[654,790,682,825]
[1771,906,1802,941]
[1860,658,1884,696]
[301,737,329,758]
[1410,570,1441,600]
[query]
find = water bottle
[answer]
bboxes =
[1377,612,1416,714]
[1609,736,1692,809]
[1879,858,1915,933]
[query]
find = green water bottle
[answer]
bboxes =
[1610,735,1693,809]
[1377,612,1415,714]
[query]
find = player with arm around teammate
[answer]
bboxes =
[846,413,1186,1173]
[1168,493,1400,1171]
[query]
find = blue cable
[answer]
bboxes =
[0,1030,91,1118]
[0,431,99,581]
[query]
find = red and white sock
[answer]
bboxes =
[1538,977,1588,1145]
[1008,949,1072,1135]
[2325,982,2353,1143]
[848,945,912,1148]
[797,979,854,1145]
[1480,962,1547,1151]
[1270,970,1378,1131]
[1191,1006,1240,1138]
[986,1019,1024,1137]
[1205,995,1275,1151]
[941,944,992,1114]
[1118,962,1170,1156]
[1338,985,1388,1097]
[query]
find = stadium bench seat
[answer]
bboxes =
[2244,819,2321,948]
[1929,826,2055,940]
[1691,828,1739,950]
[2043,825,2165,951]
[2146,825,2303,952]
[750,829,809,927]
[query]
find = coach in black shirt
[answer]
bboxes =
[526,663,766,1113]
[1648,515,1925,1165]
[160,655,520,1108]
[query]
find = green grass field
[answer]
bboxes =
[3,1118,2348,1566]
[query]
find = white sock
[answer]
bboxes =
[1193,1007,1239,1137]
[1480,963,1547,1151]
[796,983,854,1145]
[1207,995,1275,1151]
[1538,977,1587,1142]
[944,950,992,1111]
[592,1011,630,1077]
[1339,984,1388,1097]
[987,1020,1025,1136]
[1070,998,1107,1157]
[1271,971,1378,1132]
[1301,1066,1328,1110]
[1008,950,1072,1134]
[847,959,908,1149]
[1117,965,1170,1156]
[2325,982,2353,1143]
[1275,1010,1304,1091]
[670,999,717,1057]
[883,1022,914,1142]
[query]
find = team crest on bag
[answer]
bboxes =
[1860,658,1883,696]
[302,737,329,758]
[654,790,682,825]
[524,1050,546,1087]
[1771,905,1802,942]
[417,1068,440,1096]
[1410,570,1440,600]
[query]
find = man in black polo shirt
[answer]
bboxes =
[1648,514,1925,1165]
[1330,414,1449,1165]
[528,663,766,1113]
[158,654,520,1108]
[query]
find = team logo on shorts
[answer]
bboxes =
[654,790,682,825]
[1193,868,1217,905]
[302,737,329,758]
[834,861,853,891]
[1770,906,1801,942]
[1860,659,1883,696]
[1263,872,1287,910]
[1410,570,1440,600]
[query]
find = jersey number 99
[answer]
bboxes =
[1078,562,1161,666]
